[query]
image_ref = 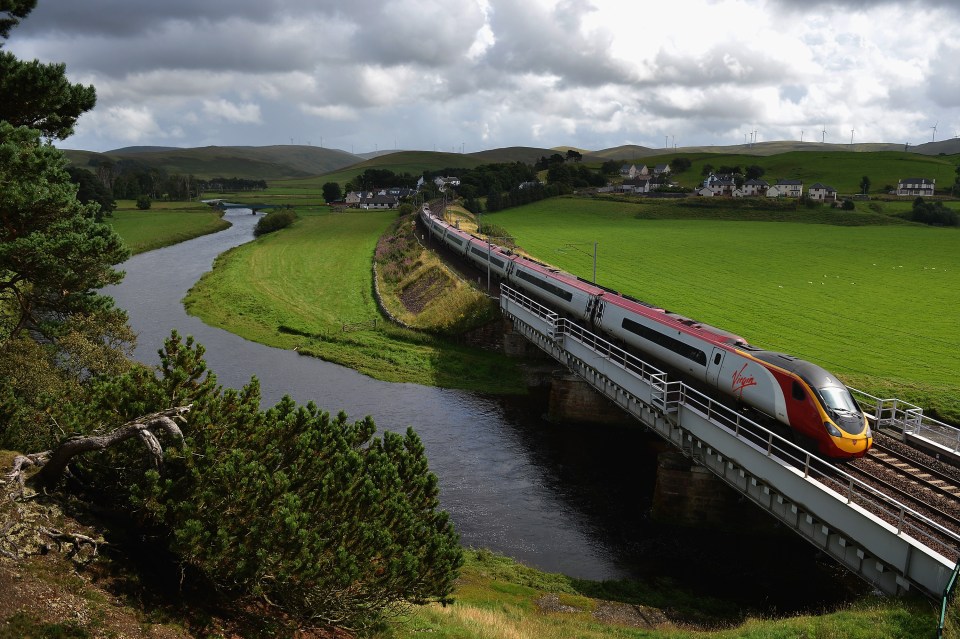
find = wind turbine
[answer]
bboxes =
[821,126,826,143]
[850,128,855,146]
[801,130,804,143]
[931,122,938,142]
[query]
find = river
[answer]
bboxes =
[106,208,860,608]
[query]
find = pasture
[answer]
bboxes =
[107,202,230,254]
[486,198,960,422]
[182,209,522,392]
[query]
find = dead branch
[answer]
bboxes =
[19,405,192,489]
[40,526,105,559]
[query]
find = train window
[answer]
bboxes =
[515,269,574,302]
[621,318,706,366]
[714,353,722,365]
[792,381,805,401]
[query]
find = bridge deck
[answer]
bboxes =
[499,284,959,599]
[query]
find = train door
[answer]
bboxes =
[706,347,725,387]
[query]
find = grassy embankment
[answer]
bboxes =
[484,196,960,423]
[378,549,937,639]
[107,200,230,254]
[182,207,523,393]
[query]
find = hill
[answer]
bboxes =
[63,144,364,180]
[59,140,960,185]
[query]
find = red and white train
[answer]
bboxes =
[420,205,872,459]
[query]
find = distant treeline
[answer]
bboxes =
[67,156,268,210]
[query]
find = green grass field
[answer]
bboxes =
[107,201,230,254]
[486,198,960,422]
[182,209,523,392]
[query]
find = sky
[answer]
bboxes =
[5,0,960,154]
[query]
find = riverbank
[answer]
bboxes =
[181,208,525,393]
[107,201,230,255]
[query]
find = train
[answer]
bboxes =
[419,204,873,459]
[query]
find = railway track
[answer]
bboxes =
[819,432,960,557]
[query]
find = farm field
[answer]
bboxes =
[182,209,523,392]
[486,198,960,422]
[107,201,230,254]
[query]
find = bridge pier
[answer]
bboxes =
[651,449,772,531]
[547,372,635,426]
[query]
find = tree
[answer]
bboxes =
[565,149,582,162]
[136,194,151,210]
[0,123,129,342]
[745,165,765,180]
[860,175,871,195]
[322,181,342,203]
[0,0,36,39]
[670,157,692,173]
[66,166,116,219]
[0,52,96,140]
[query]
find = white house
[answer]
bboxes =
[619,164,638,179]
[808,183,838,202]
[742,179,769,196]
[769,179,803,198]
[433,176,461,192]
[653,163,671,176]
[359,194,399,210]
[897,178,935,197]
[702,176,737,196]
[620,177,652,194]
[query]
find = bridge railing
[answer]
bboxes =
[678,382,960,556]
[851,388,960,454]
[500,284,960,563]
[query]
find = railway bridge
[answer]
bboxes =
[499,283,960,599]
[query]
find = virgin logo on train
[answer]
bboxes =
[732,363,758,398]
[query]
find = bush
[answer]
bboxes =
[136,195,151,210]
[254,207,297,236]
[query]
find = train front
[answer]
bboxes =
[812,379,873,458]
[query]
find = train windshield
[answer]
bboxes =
[818,386,860,415]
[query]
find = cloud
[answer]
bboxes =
[202,99,262,124]
[6,0,959,152]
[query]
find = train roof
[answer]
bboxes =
[601,293,748,347]
[745,348,844,388]
[514,256,607,296]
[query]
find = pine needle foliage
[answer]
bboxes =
[105,332,463,632]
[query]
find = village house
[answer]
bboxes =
[433,176,461,192]
[742,179,769,196]
[897,178,935,197]
[619,177,653,194]
[808,183,838,203]
[768,179,803,198]
[653,163,671,176]
[700,174,738,196]
[359,194,399,210]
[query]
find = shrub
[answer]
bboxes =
[254,207,297,236]
[136,195,151,210]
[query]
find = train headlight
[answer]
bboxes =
[865,425,872,438]
[824,421,843,438]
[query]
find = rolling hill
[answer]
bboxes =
[60,140,960,184]
[63,144,365,180]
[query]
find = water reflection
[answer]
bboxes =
[106,209,649,581]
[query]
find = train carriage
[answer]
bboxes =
[418,205,871,459]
